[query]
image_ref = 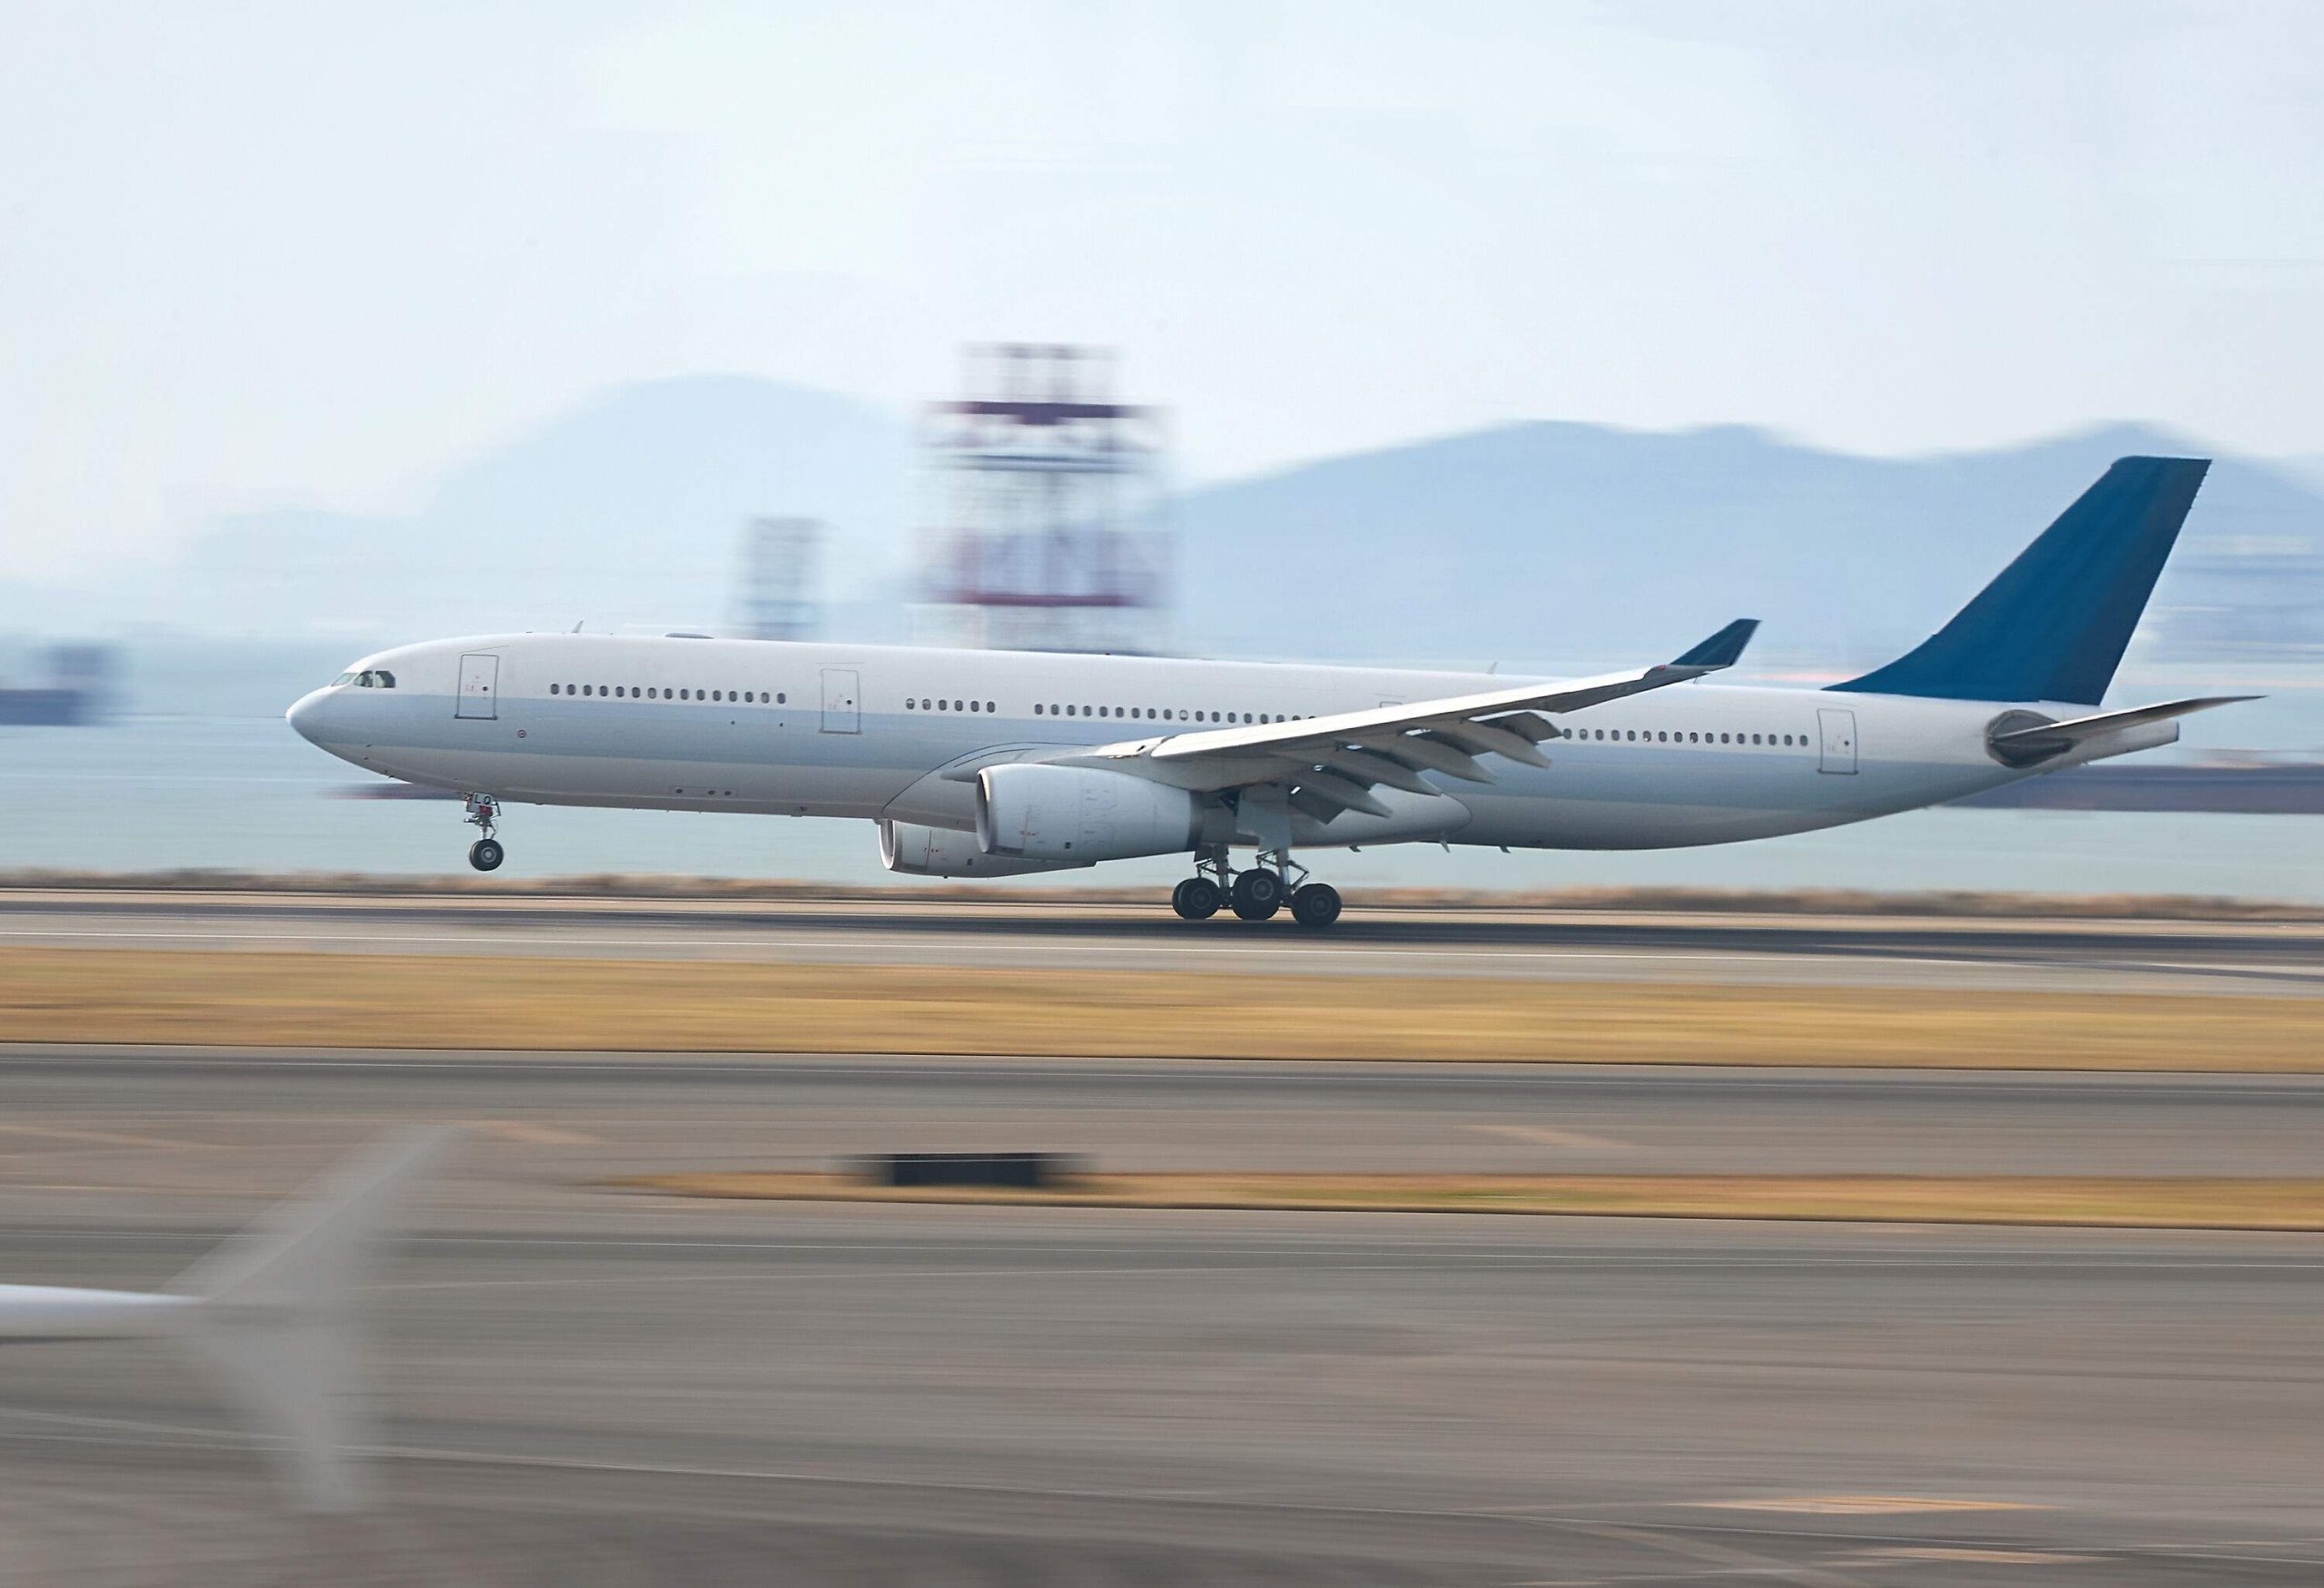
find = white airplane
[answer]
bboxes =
[290,457,2248,926]
[0,1129,454,1510]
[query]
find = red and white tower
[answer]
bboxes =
[920,344,1169,654]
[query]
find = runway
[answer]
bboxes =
[4,1211,2320,1583]
[5,889,2322,994]
[9,1046,2324,1186]
[3,1049,2323,1583]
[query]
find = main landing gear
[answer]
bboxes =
[1170,848,1341,928]
[464,794,505,872]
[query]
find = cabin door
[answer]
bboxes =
[1817,707,1857,774]
[456,654,499,720]
[820,667,860,735]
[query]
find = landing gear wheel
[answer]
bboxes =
[1289,882,1342,929]
[1229,868,1285,922]
[468,838,505,873]
[1171,877,1223,921]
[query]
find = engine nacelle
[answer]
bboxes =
[976,764,1203,863]
[878,820,1090,878]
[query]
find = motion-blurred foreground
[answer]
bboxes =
[4,889,2324,1583]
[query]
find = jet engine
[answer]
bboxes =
[976,764,1203,863]
[878,819,1090,878]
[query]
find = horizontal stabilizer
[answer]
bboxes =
[1988,695,2257,766]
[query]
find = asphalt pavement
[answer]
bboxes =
[1,1046,2320,1583]
[3,890,2320,994]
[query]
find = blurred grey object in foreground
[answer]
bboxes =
[0,1128,458,1511]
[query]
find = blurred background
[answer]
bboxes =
[5,0,2323,898]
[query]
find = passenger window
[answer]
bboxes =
[778,692,786,705]
[970,700,980,713]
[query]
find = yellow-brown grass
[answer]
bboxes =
[617,1171,2324,1229]
[5,946,2323,1069]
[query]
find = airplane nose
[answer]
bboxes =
[287,689,327,745]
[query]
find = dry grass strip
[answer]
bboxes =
[616,1172,2324,1230]
[5,946,2323,1069]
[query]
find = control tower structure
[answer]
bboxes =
[921,344,1168,653]
[737,517,822,642]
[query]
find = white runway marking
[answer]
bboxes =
[1474,1123,1634,1150]
[0,925,2182,978]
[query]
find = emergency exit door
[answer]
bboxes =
[1817,707,1857,774]
[456,654,499,720]
[820,667,860,734]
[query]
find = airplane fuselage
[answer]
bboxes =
[288,632,2104,856]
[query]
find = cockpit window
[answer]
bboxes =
[334,672,357,686]
[337,668,398,688]
[371,670,394,688]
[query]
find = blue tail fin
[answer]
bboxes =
[1830,456,2208,705]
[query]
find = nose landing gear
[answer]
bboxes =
[464,794,505,872]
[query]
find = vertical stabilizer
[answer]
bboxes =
[1831,456,2208,705]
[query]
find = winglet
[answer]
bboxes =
[1670,618,1759,671]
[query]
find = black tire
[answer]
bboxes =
[1289,883,1342,928]
[1172,877,1222,921]
[1229,868,1285,922]
[468,838,505,873]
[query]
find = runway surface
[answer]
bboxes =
[5,889,2322,995]
[3,1048,2322,1583]
[9,1045,2324,1185]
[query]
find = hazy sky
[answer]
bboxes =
[5,0,2321,581]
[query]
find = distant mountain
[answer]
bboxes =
[15,375,2322,684]
[1171,421,2324,673]
[46,375,912,641]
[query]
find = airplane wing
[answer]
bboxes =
[1016,620,1758,820]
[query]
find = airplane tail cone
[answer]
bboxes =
[168,1128,458,1512]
